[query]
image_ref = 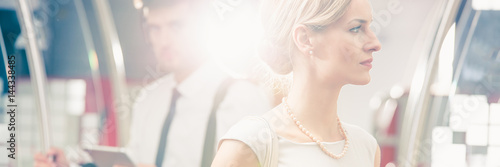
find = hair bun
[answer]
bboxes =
[258,39,293,75]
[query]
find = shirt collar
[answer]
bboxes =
[174,61,227,98]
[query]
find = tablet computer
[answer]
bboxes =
[84,146,136,167]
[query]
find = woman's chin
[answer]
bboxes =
[351,76,371,85]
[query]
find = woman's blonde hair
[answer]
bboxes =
[259,0,352,75]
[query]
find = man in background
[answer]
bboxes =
[34,0,271,166]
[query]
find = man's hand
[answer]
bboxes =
[34,148,69,167]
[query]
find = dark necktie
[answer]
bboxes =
[155,88,181,167]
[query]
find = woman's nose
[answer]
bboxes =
[364,29,382,53]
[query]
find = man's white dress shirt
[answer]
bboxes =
[126,62,271,166]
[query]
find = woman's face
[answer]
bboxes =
[310,0,381,86]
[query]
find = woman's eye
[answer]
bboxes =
[350,25,362,33]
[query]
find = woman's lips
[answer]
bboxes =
[360,58,373,69]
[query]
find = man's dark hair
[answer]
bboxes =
[136,0,212,46]
[137,0,207,17]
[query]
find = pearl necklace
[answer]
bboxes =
[282,98,349,159]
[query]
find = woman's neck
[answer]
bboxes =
[285,77,344,141]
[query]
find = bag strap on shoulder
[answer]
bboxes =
[257,116,279,167]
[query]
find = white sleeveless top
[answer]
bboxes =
[218,116,378,167]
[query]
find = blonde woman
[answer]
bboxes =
[212,0,382,166]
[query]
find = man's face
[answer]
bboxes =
[144,2,205,73]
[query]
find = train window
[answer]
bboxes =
[398,0,500,166]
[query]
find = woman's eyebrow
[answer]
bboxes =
[348,19,370,24]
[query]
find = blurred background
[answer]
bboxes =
[0,0,499,166]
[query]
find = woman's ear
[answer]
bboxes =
[292,25,314,57]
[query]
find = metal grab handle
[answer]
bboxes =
[398,0,462,166]
[14,0,52,152]
[92,0,130,146]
